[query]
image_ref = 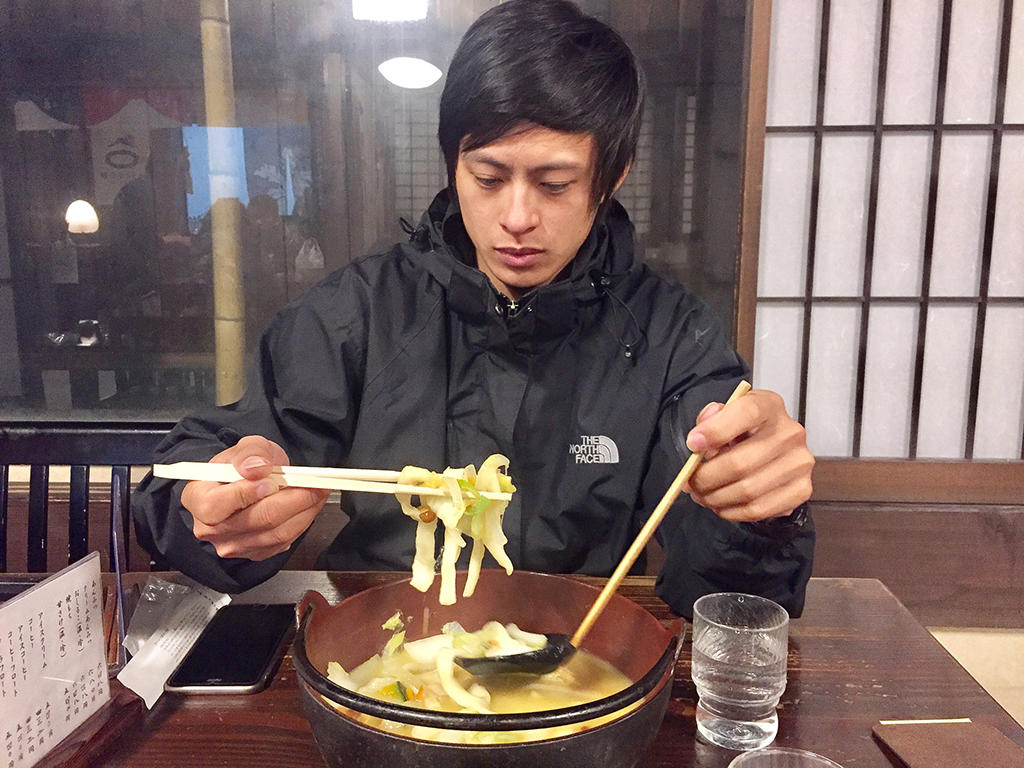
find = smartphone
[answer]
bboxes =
[165,602,295,694]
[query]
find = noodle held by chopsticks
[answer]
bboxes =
[394,455,516,605]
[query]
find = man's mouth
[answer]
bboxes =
[496,247,543,257]
[495,247,544,268]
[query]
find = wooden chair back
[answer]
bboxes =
[0,423,168,573]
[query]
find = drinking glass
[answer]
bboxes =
[691,592,789,750]
[728,747,845,767]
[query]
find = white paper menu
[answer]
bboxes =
[1,552,110,768]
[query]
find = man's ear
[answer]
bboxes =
[613,162,632,195]
[599,162,632,206]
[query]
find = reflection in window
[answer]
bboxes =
[0,1,747,422]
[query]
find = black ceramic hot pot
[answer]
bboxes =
[292,569,683,768]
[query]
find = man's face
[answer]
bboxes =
[454,125,599,300]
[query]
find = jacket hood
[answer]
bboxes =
[406,187,643,343]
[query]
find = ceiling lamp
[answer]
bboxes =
[353,0,428,22]
[65,199,99,234]
[378,57,443,89]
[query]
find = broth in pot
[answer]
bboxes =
[323,617,635,744]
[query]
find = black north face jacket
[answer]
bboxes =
[132,190,814,618]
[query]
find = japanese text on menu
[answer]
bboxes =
[1,553,110,768]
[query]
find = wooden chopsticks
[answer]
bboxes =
[152,461,513,500]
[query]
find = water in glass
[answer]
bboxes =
[691,593,789,751]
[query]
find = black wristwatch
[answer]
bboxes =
[752,502,811,540]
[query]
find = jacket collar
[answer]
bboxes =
[413,188,638,339]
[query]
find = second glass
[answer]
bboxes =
[691,592,790,750]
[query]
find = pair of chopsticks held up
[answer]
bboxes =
[152,462,513,501]
[155,381,754,504]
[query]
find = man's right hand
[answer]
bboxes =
[179,435,329,561]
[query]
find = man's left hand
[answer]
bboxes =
[683,389,814,523]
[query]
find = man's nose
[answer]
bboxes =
[500,184,539,236]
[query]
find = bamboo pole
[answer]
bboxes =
[200,0,246,404]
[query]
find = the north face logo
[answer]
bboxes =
[568,435,620,464]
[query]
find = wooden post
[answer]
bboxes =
[200,0,246,404]
[735,0,771,366]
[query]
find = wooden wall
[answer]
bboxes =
[3,481,151,574]
[811,501,1024,629]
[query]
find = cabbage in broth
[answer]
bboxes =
[323,616,634,744]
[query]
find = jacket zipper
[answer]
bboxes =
[494,292,535,319]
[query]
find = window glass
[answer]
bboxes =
[0,0,748,421]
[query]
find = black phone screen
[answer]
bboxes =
[166,603,295,691]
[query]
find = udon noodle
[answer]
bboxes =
[325,456,633,743]
[324,616,634,744]
[394,454,516,605]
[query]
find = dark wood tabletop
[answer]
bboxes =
[50,573,1024,767]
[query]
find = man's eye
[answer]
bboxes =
[542,182,571,194]
[475,176,501,189]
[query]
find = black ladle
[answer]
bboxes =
[455,381,752,676]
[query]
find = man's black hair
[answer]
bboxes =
[438,0,645,212]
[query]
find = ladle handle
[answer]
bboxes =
[571,380,752,648]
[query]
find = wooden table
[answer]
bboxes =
[69,574,1024,766]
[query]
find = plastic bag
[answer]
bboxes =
[123,575,196,657]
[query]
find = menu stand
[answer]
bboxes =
[34,683,144,768]
[37,579,146,767]
[1,560,144,768]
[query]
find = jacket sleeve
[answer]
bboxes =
[131,275,366,593]
[645,299,815,619]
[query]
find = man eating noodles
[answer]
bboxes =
[133,0,815,618]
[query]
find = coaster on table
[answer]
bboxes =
[872,719,1024,768]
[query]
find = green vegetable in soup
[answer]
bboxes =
[323,618,633,744]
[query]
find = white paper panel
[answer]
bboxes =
[1005,0,1024,122]
[767,0,822,126]
[931,133,991,296]
[0,165,8,280]
[944,0,1002,124]
[753,303,804,418]
[41,369,72,411]
[860,305,919,457]
[989,134,1024,296]
[823,0,882,125]
[813,134,873,296]
[917,304,976,458]
[804,304,860,457]
[883,0,943,124]
[974,306,1024,458]
[759,135,814,296]
[0,285,22,398]
[872,134,932,296]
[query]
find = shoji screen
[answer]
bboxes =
[755,0,1024,468]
